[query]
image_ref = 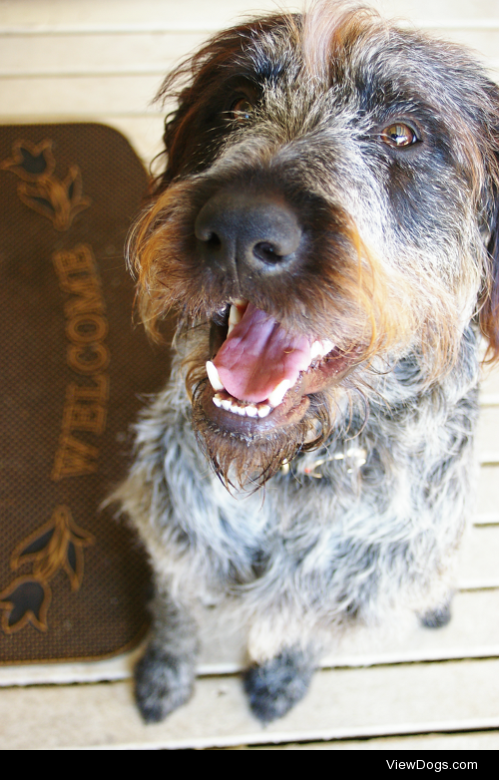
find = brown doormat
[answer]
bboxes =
[0,123,170,664]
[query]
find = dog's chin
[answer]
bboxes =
[192,392,309,488]
[191,347,358,488]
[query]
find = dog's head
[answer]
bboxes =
[129,1,499,487]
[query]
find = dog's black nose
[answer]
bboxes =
[195,190,302,271]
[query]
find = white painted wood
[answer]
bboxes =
[0,28,497,78]
[0,33,208,77]
[0,75,165,117]
[459,525,499,588]
[480,393,499,407]
[0,0,497,33]
[481,365,499,396]
[474,514,499,525]
[477,408,499,464]
[1,658,499,749]
[323,589,499,668]
[0,0,301,32]
[2,19,499,35]
[477,466,499,517]
[239,731,499,748]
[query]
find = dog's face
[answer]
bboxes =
[130,2,499,486]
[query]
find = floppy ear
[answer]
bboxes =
[476,98,499,364]
[476,75,499,362]
[480,195,499,361]
[149,14,294,196]
[154,41,238,191]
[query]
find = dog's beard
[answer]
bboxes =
[190,376,334,489]
[179,319,357,490]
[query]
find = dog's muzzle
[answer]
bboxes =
[191,188,357,434]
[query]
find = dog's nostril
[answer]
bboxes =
[253,241,283,264]
[205,232,222,250]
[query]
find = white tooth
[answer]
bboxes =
[310,339,335,361]
[228,300,247,335]
[258,404,271,418]
[245,404,258,417]
[213,396,222,407]
[267,379,291,408]
[220,399,232,411]
[310,341,323,361]
[229,303,242,327]
[206,361,224,391]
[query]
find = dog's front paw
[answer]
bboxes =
[243,648,315,723]
[134,643,195,723]
[420,601,452,629]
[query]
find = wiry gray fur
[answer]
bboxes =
[114,1,499,723]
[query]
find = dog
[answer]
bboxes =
[114,1,499,724]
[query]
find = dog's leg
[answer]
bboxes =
[134,582,198,723]
[243,646,317,723]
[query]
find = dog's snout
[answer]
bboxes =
[194,190,302,271]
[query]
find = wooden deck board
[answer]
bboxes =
[0,0,498,31]
[0,33,207,76]
[477,466,499,517]
[0,74,165,116]
[1,658,499,749]
[234,731,499,749]
[0,28,497,78]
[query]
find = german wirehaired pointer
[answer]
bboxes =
[115,1,499,723]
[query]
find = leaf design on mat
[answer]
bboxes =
[17,182,57,221]
[0,506,95,634]
[60,512,95,592]
[0,139,55,180]
[0,139,91,230]
[0,577,51,634]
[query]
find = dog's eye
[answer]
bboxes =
[381,123,419,148]
[230,98,253,122]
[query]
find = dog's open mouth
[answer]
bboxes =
[202,300,357,431]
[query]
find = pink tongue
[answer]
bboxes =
[213,303,312,403]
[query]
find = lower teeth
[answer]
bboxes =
[213,393,271,418]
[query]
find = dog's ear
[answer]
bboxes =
[477,78,499,362]
[480,194,499,361]
[149,14,294,196]
[153,39,241,191]
[476,76,499,362]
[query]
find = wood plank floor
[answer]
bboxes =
[1,0,498,750]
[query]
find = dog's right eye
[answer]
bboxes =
[381,122,419,148]
[230,98,253,122]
